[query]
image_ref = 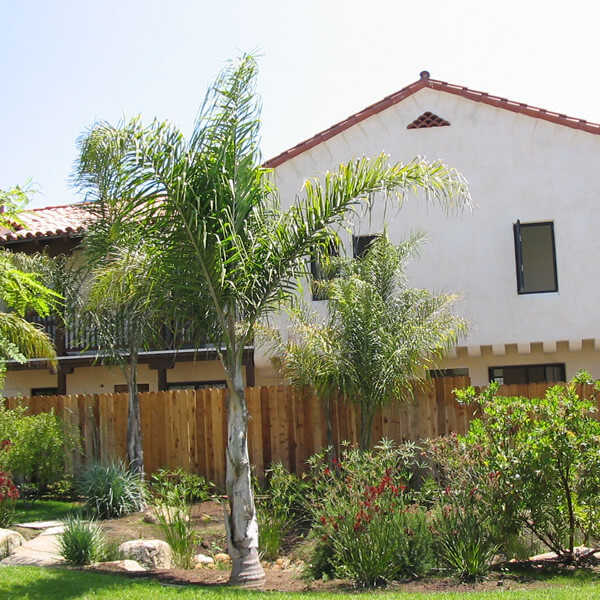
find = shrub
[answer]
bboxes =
[264,463,312,525]
[0,402,79,492]
[154,486,199,568]
[307,441,433,586]
[58,516,106,566]
[446,372,600,563]
[0,467,19,527]
[257,504,290,561]
[150,468,212,505]
[77,461,146,519]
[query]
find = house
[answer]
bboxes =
[3,71,600,394]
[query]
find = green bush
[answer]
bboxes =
[307,441,433,586]
[449,373,600,563]
[263,463,312,524]
[0,402,79,492]
[58,516,106,566]
[77,461,146,519]
[150,468,212,505]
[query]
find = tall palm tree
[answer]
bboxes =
[73,55,471,585]
[272,232,468,451]
[0,188,59,385]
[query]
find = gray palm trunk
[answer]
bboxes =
[224,356,265,585]
[125,349,144,478]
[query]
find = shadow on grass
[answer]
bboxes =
[493,560,600,585]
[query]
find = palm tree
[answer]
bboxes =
[272,232,468,451]
[72,55,471,585]
[0,188,59,385]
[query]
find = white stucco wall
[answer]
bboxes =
[254,87,600,383]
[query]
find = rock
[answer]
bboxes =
[193,553,215,566]
[15,521,62,530]
[0,529,25,559]
[96,559,147,572]
[214,552,231,563]
[530,551,558,561]
[143,506,188,525]
[119,539,173,569]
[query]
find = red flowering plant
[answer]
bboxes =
[306,440,433,586]
[0,439,19,527]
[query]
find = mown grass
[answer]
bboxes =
[1,567,600,600]
[14,499,83,523]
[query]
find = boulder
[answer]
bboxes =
[193,553,215,566]
[119,539,172,569]
[95,559,147,572]
[214,552,231,563]
[0,529,25,559]
[143,506,189,525]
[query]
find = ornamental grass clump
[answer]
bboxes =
[77,461,145,519]
[59,516,106,566]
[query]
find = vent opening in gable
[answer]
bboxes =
[407,112,450,129]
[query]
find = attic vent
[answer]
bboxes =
[407,111,450,129]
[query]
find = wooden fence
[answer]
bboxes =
[3,377,580,487]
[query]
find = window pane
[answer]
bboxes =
[353,235,378,258]
[489,363,565,384]
[519,223,557,293]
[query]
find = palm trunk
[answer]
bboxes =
[225,357,265,587]
[359,405,375,450]
[126,351,144,479]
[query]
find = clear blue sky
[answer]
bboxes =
[2,0,598,208]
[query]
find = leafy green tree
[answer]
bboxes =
[72,55,471,585]
[454,373,600,562]
[271,232,467,450]
[0,188,59,384]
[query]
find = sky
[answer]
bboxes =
[1,0,599,208]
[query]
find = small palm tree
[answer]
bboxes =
[272,232,468,450]
[0,188,59,385]
[72,55,471,585]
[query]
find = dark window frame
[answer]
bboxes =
[429,368,470,379]
[352,234,379,259]
[114,383,150,393]
[513,220,558,295]
[31,387,59,397]
[488,362,566,385]
[166,380,227,390]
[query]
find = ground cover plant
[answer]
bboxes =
[58,516,107,566]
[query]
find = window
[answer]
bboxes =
[166,381,226,390]
[310,241,339,300]
[114,384,150,393]
[430,368,470,379]
[352,234,379,259]
[31,387,58,397]
[489,363,565,385]
[513,221,558,294]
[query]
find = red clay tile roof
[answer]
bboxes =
[264,71,600,168]
[0,202,94,243]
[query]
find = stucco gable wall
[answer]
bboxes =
[268,88,600,353]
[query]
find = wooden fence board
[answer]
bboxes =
[5,377,593,483]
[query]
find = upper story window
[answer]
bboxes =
[513,221,558,294]
[352,234,379,259]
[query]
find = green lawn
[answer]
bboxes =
[1,568,600,600]
[14,499,83,523]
